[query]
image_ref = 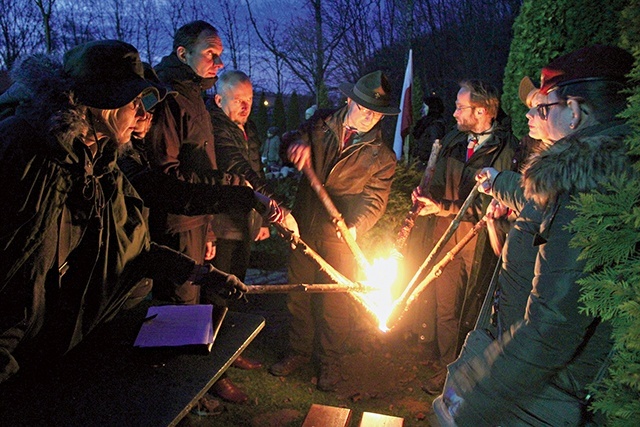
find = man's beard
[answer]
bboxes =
[456,119,476,133]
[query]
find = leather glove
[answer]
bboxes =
[191,265,248,300]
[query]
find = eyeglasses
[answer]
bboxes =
[131,96,145,112]
[355,103,383,119]
[455,105,475,111]
[535,101,564,121]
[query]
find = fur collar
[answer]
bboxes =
[523,121,633,208]
[9,54,89,155]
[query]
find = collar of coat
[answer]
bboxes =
[155,53,217,91]
[6,54,110,169]
[323,105,383,146]
[522,120,634,209]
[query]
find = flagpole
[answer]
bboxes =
[393,49,413,161]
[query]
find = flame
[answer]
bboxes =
[355,255,400,332]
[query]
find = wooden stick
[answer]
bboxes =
[245,283,373,294]
[386,182,482,328]
[395,139,442,251]
[302,164,371,271]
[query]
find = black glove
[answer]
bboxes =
[192,265,248,300]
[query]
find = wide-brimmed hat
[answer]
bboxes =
[539,45,634,95]
[518,76,539,106]
[339,71,400,115]
[64,40,160,110]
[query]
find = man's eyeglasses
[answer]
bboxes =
[455,105,475,111]
[535,101,563,121]
[356,103,383,119]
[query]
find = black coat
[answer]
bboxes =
[0,57,199,384]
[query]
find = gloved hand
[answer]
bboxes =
[191,264,248,300]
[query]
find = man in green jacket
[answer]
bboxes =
[269,71,398,392]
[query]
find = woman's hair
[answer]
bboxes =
[87,107,123,141]
[554,80,628,123]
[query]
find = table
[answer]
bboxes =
[0,305,265,426]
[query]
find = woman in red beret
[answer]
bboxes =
[434,45,638,426]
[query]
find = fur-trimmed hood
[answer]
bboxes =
[523,120,634,208]
[4,54,89,158]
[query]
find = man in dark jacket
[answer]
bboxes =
[145,20,224,305]
[144,21,253,405]
[269,71,399,392]
[411,80,518,395]
[435,45,636,426]
[209,70,297,280]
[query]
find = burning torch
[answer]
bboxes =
[385,182,482,329]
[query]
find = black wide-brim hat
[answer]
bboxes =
[64,40,161,110]
[339,70,400,116]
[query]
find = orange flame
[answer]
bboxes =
[354,255,399,332]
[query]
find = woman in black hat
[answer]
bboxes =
[0,40,247,384]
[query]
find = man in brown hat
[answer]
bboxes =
[269,71,398,391]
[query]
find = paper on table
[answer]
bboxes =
[134,304,215,348]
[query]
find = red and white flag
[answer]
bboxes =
[393,49,413,160]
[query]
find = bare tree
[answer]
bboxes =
[33,0,56,53]
[0,0,41,70]
[56,1,95,52]
[246,0,355,105]
[131,0,166,64]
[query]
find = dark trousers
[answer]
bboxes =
[417,218,477,366]
[287,235,356,364]
[211,238,252,281]
[153,224,208,305]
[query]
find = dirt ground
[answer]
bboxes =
[179,269,441,427]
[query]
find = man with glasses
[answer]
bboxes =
[269,71,399,392]
[410,79,518,396]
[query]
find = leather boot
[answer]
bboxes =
[211,377,248,404]
[232,355,263,370]
[269,353,311,377]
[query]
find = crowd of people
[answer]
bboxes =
[0,16,636,425]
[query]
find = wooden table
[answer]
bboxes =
[0,305,265,426]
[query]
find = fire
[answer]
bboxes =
[354,255,399,332]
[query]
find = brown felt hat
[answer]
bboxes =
[339,71,400,115]
[539,45,634,95]
[64,40,160,110]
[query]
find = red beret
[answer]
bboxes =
[539,45,634,95]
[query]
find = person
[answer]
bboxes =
[0,40,247,385]
[144,21,254,405]
[209,70,296,281]
[410,80,518,395]
[435,45,636,426]
[145,20,225,305]
[411,94,446,169]
[118,67,290,308]
[269,71,399,391]
[262,126,282,176]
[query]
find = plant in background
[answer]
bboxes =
[502,0,627,138]
[359,162,423,259]
[568,1,640,423]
